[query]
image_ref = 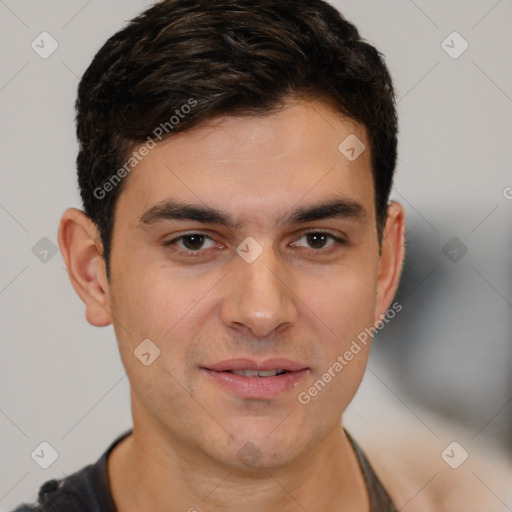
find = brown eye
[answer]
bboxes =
[180,234,208,250]
[306,233,330,249]
[293,232,344,250]
[164,233,216,252]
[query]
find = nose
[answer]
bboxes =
[220,245,299,338]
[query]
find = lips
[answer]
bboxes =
[203,358,307,373]
[201,358,309,399]
[230,369,287,377]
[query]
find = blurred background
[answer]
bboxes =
[1,1,510,510]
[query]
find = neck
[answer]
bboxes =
[108,418,369,512]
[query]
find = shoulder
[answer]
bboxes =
[9,465,98,512]
[9,431,131,512]
[10,479,73,511]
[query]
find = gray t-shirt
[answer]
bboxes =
[11,429,396,511]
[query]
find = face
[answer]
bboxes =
[101,99,395,470]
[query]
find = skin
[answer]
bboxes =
[59,99,405,512]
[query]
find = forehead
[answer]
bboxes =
[116,99,375,224]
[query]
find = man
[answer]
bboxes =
[12,0,405,510]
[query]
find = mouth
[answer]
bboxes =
[227,369,289,377]
[201,358,309,399]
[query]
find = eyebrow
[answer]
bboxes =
[138,197,367,228]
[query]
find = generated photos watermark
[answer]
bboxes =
[93,98,197,200]
[297,301,402,405]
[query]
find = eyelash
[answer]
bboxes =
[163,232,347,258]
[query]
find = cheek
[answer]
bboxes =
[300,260,378,340]
[108,264,225,382]
[110,264,206,333]
[108,269,209,415]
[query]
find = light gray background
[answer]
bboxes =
[1,0,510,510]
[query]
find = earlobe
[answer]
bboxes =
[58,208,112,327]
[374,201,406,324]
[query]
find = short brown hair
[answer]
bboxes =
[76,0,398,275]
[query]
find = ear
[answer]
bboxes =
[58,208,112,327]
[374,201,406,324]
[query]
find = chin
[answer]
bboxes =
[209,423,311,472]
